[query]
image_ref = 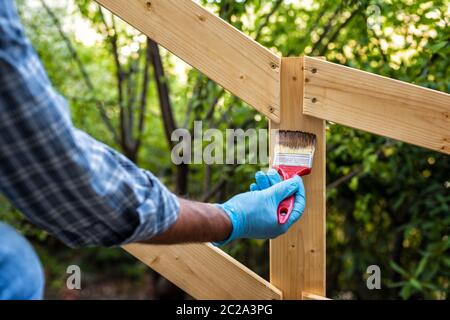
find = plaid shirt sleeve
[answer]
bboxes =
[0,1,180,247]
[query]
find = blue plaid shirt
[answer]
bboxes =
[0,1,180,247]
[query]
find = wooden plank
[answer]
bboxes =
[122,243,282,300]
[303,56,450,154]
[269,57,326,299]
[95,0,281,122]
[301,292,331,300]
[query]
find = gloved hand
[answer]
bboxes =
[250,168,283,191]
[214,173,305,246]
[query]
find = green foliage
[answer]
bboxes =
[1,0,448,299]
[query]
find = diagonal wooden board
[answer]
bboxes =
[122,243,282,300]
[303,56,450,154]
[95,0,281,122]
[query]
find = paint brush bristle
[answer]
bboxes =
[273,130,317,168]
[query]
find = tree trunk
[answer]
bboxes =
[148,39,189,195]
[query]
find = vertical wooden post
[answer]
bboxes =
[269,57,326,299]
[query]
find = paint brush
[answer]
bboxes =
[273,130,317,224]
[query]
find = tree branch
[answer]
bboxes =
[310,3,343,54]
[182,74,206,129]
[136,38,152,145]
[326,166,362,190]
[41,0,119,144]
[149,39,189,194]
[40,0,93,90]
[326,140,393,190]
[200,166,238,202]
[254,0,283,41]
[205,88,225,127]
[124,50,141,153]
[148,40,177,147]
[318,7,360,56]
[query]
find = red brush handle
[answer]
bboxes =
[277,195,295,224]
[274,165,311,224]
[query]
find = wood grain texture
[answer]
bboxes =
[95,0,281,122]
[303,56,450,154]
[122,243,282,300]
[269,57,326,299]
[301,292,331,300]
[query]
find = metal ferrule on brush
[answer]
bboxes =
[273,153,314,168]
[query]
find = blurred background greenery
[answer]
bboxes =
[1,0,448,299]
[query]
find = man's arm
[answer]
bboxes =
[147,199,232,244]
[147,175,305,245]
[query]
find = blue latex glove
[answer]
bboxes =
[214,174,305,246]
[250,168,283,191]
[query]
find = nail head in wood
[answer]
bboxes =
[312,97,318,103]
[311,68,318,74]
[145,1,152,10]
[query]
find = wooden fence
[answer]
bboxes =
[95,0,450,300]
